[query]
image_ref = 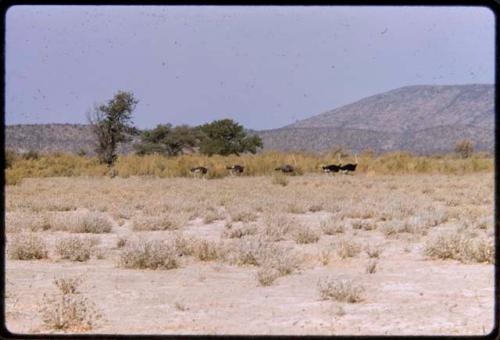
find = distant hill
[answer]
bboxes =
[5,124,138,155]
[259,84,494,154]
[5,84,494,155]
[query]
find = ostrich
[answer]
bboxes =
[190,166,208,178]
[226,165,244,175]
[274,164,295,173]
[339,154,358,174]
[322,164,342,174]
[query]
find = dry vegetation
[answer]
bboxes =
[39,277,102,332]
[5,150,493,185]
[318,277,365,303]
[5,170,494,335]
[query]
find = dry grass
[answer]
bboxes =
[221,223,257,239]
[271,173,289,186]
[425,233,494,264]
[55,236,100,262]
[192,240,224,262]
[171,233,196,257]
[293,226,320,244]
[202,209,224,224]
[118,238,179,270]
[318,277,364,303]
[39,276,101,332]
[233,237,272,266]
[365,244,383,259]
[233,237,299,280]
[4,171,494,333]
[6,212,52,232]
[351,219,377,231]
[132,214,186,231]
[256,266,281,286]
[5,151,493,186]
[321,218,345,235]
[8,233,49,260]
[228,208,258,223]
[52,211,113,234]
[319,249,331,266]
[336,239,362,259]
[262,214,294,241]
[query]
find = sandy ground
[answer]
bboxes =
[4,174,495,335]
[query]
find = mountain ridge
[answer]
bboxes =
[5,84,494,155]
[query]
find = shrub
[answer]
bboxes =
[308,204,323,212]
[53,211,113,234]
[172,233,195,257]
[221,224,257,239]
[423,209,449,227]
[256,266,281,286]
[425,233,494,264]
[132,214,183,231]
[351,219,377,231]
[39,277,101,332]
[6,212,52,233]
[8,233,48,260]
[233,237,299,276]
[202,210,223,224]
[55,236,99,262]
[365,244,382,258]
[287,200,308,214]
[262,245,299,276]
[119,239,179,270]
[293,227,320,244]
[381,223,398,237]
[229,209,258,223]
[321,218,345,235]
[262,214,294,241]
[234,237,269,266]
[319,249,331,266]
[318,277,364,303]
[54,277,82,295]
[336,239,361,259]
[192,240,221,262]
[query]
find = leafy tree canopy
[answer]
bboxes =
[135,124,202,156]
[89,91,138,166]
[197,119,263,156]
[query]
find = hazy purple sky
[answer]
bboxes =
[6,6,494,130]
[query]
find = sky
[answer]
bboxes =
[5,5,495,130]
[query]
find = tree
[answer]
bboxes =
[88,91,138,166]
[197,119,263,156]
[134,124,202,156]
[455,139,474,159]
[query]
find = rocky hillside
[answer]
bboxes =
[261,84,494,154]
[5,124,137,155]
[5,84,494,155]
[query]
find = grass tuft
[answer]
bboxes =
[8,233,48,260]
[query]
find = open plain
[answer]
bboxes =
[5,173,494,335]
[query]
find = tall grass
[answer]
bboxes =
[5,150,493,184]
